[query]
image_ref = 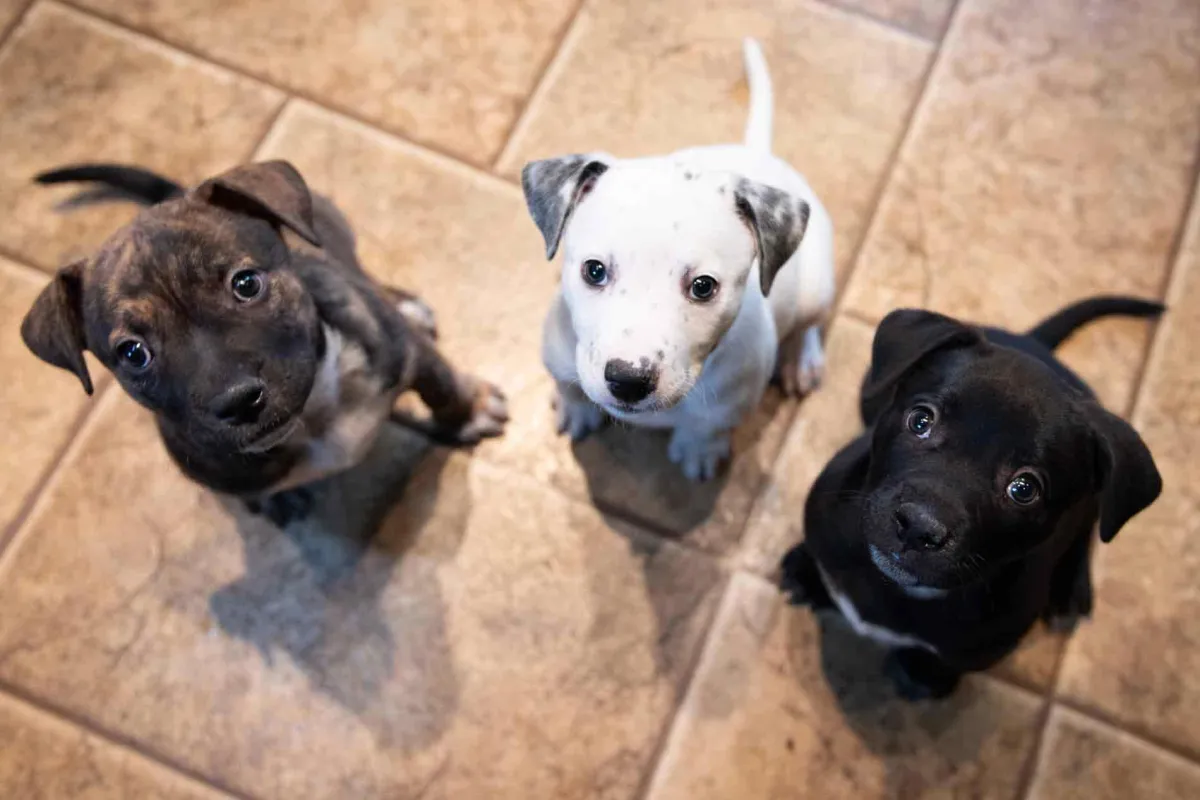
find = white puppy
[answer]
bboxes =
[521,39,835,481]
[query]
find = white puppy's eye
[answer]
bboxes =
[689,275,719,302]
[582,259,609,287]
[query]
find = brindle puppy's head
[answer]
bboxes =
[22,161,325,469]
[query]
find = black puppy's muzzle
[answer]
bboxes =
[894,502,950,552]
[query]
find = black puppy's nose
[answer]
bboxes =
[604,359,657,404]
[212,380,267,424]
[894,502,950,551]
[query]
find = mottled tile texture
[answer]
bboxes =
[71,0,579,164]
[0,0,1199,797]
[0,3,282,270]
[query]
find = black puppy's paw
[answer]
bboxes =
[780,542,833,610]
[246,487,315,528]
[885,649,960,701]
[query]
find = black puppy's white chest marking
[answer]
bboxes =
[817,565,940,653]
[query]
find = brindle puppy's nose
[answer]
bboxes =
[212,379,267,425]
[604,359,657,404]
[894,502,949,551]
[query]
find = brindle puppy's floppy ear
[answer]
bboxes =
[733,178,810,296]
[521,154,611,259]
[21,259,93,395]
[193,160,321,246]
[860,309,984,425]
[1087,406,1162,543]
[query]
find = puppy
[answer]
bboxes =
[520,40,835,480]
[780,297,1163,699]
[22,161,507,522]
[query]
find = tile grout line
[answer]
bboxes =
[1013,131,1200,800]
[1054,695,1200,768]
[0,382,113,564]
[810,0,940,45]
[244,93,294,163]
[52,0,520,185]
[491,0,589,172]
[0,678,257,800]
[0,0,35,53]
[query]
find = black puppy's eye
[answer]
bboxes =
[689,275,719,302]
[117,339,152,371]
[582,259,608,287]
[906,405,937,438]
[1007,472,1043,505]
[230,269,264,301]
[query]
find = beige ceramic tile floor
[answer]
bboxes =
[0,0,1198,797]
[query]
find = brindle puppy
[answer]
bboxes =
[23,161,507,523]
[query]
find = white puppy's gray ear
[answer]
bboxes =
[734,179,810,295]
[521,154,610,259]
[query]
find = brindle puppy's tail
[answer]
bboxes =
[1027,296,1165,351]
[35,164,184,205]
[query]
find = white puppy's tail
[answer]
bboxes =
[742,38,774,153]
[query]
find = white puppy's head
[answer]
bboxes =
[522,154,810,414]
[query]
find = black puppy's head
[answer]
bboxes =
[21,161,325,461]
[856,309,1161,592]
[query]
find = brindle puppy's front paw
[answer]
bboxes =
[395,294,438,341]
[444,377,509,445]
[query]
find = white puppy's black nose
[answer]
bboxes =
[604,359,657,405]
[894,502,949,551]
[212,379,267,425]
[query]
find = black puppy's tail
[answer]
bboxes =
[35,164,184,205]
[1027,296,1165,350]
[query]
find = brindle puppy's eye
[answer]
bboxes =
[905,404,937,438]
[230,269,265,302]
[581,259,608,287]
[1007,472,1043,505]
[117,339,152,371]
[689,275,719,302]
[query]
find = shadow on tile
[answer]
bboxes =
[209,425,464,753]
[802,610,1023,788]
[566,390,789,551]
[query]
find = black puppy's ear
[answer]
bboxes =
[21,260,93,395]
[194,160,320,246]
[861,309,983,424]
[733,178,810,296]
[1089,407,1162,543]
[521,154,610,259]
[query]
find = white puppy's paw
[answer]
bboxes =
[553,386,606,441]
[668,429,732,482]
[796,326,826,396]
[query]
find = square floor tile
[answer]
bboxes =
[0,691,227,799]
[1027,707,1200,800]
[257,101,793,553]
[0,386,725,799]
[1057,184,1200,753]
[645,573,1043,800]
[0,3,282,272]
[827,0,954,39]
[498,0,932,281]
[841,0,1200,411]
[71,0,578,165]
[0,256,105,534]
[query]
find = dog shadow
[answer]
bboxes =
[794,612,1003,794]
[568,389,788,540]
[210,424,470,752]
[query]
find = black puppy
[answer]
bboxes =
[23,162,507,523]
[781,297,1163,699]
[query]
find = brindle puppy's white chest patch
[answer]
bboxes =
[271,325,397,492]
